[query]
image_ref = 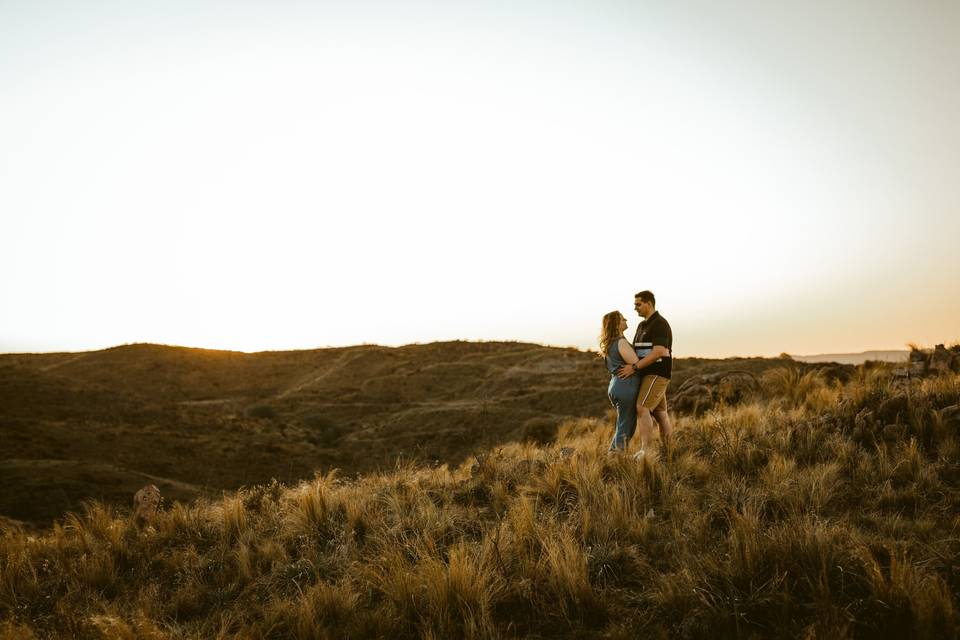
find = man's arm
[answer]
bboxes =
[616,345,670,379]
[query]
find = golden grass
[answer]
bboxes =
[1,367,959,638]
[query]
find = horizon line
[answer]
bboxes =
[0,339,923,360]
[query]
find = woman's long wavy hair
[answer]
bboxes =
[599,310,624,358]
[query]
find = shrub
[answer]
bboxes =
[249,404,277,419]
[520,417,559,444]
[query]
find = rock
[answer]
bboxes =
[715,372,761,404]
[673,371,759,415]
[672,384,713,416]
[929,344,952,375]
[558,447,576,460]
[133,484,161,524]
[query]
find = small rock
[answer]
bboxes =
[559,447,576,460]
[134,485,161,524]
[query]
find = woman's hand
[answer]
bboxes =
[618,347,671,379]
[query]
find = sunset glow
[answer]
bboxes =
[2,1,958,357]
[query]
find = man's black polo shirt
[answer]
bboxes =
[632,310,673,379]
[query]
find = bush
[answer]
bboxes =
[303,414,336,430]
[521,417,559,444]
[249,404,277,419]
[303,414,345,446]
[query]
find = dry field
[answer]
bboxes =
[0,342,796,527]
[1,345,959,638]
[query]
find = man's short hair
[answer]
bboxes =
[635,290,656,306]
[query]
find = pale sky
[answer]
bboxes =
[2,1,958,357]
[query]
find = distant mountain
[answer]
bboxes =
[792,350,909,365]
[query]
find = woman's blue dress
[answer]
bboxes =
[606,339,641,450]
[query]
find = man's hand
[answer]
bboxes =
[616,364,635,379]
[654,346,671,359]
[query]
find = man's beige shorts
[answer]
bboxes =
[637,375,669,411]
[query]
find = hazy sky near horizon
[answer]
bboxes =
[2,1,958,357]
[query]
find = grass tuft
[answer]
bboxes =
[2,366,960,637]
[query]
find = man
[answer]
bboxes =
[617,290,673,460]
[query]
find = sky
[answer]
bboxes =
[2,0,958,358]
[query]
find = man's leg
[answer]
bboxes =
[652,400,673,459]
[636,375,668,458]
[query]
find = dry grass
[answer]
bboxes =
[1,366,959,638]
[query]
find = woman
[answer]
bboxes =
[599,310,645,452]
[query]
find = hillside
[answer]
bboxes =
[1,362,958,638]
[793,350,910,365]
[1,342,807,527]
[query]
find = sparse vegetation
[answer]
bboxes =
[249,404,277,419]
[0,342,618,525]
[2,362,959,638]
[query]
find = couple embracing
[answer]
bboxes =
[600,290,673,460]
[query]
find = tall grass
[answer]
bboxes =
[1,367,958,638]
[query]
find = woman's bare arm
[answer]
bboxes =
[617,338,640,364]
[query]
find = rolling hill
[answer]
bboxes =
[0,342,805,527]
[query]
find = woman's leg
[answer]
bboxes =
[609,387,638,451]
[609,398,628,450]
